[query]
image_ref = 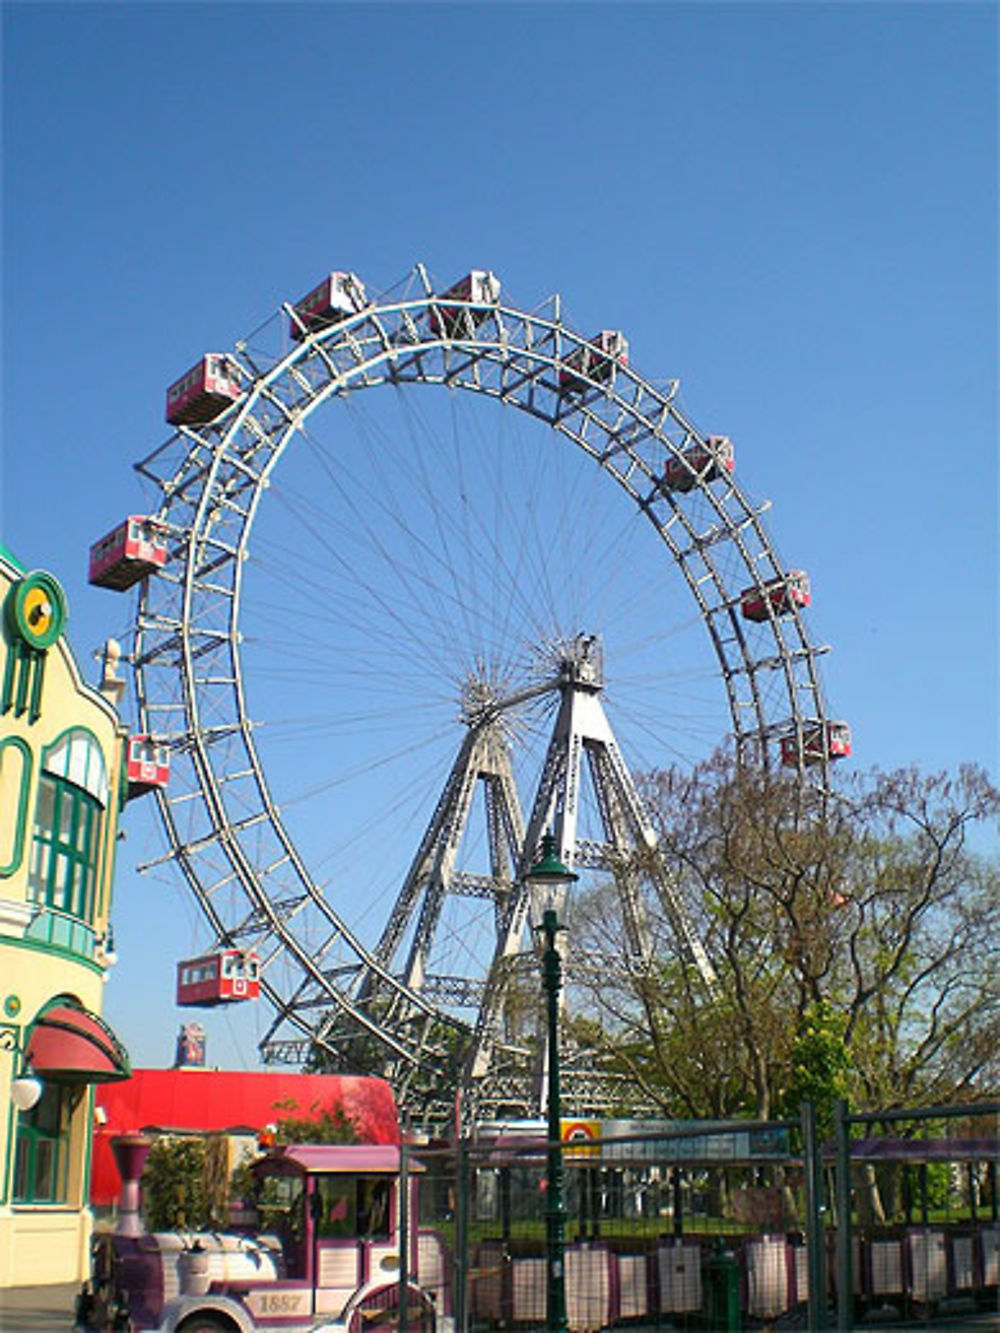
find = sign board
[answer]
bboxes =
[561,1119,601,1159]
[601,1119,789,1163]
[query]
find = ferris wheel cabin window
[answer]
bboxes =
[28,729,108,924]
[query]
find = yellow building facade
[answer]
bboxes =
[0,544,131,1287]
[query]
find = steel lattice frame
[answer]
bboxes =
[131,264,834,1113]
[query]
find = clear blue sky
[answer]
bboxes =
[2,3,996,1070]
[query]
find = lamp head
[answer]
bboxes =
[527,834,578,886]
[11,1073,44,1112]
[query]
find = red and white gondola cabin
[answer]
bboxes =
[176,949,261,1007]
[125,735,171,800]
[741,570,811,623]
[663,435,736,493]
[289,271,368,340]
[430,269,502,337]
[165,354,242,426]
[89,516,168,591]
[559,330,629,394]
[781,720,852,768]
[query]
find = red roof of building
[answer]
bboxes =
[92,1068,399,1206]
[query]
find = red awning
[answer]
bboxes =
[26,1003,130,1084]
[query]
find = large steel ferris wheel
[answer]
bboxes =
[126,264,844,1123]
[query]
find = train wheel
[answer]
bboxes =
[344,1281,436,1333]
[176,1313,233,1333]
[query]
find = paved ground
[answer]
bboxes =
[0,1283,997,1333]
[0,1284,79,1333]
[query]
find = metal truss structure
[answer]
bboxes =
[130,264,836,1125]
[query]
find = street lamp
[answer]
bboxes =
[2,1024,44,1111]
[528,833,578,1333]
[10,1072,44,1112]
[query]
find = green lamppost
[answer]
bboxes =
[528,833,578,1333]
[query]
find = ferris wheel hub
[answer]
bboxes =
[551,634,604,691]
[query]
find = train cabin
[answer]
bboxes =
[125,735,171,799]
[289,271,368,340]
[780,720,852,767]
[429,269,502,336]
[176,948,261,1007]
[741,570,811,623]
[558,330,629,394]
[663,435,735,493]
[89,516,168,591]
[165,354,242,426]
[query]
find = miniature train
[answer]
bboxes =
[77,1140,442,1333]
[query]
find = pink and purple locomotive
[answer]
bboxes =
[77,1139,442,1333]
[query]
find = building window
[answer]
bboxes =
[13,1082,81,1203]
[28,729,108,924]
[28,775,102,921]
[41,728,108,804]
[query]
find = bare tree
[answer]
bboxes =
[568,755,999,1118]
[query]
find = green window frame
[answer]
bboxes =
[13,1081,81,1204]
[28,773,102,922]
[28,728,108,925]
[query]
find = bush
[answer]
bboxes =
[142,1136,212,1231]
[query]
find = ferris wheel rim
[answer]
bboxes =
[131,264,836,1085]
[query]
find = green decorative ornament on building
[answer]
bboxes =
[4,995,21,1018]
[5,570,68,651]
[2,570,68,721]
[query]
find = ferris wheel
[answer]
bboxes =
[106,264,848,1123]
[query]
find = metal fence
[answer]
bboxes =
[401,1101,999,1332]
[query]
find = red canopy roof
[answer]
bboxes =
[26,1003,129,1084]
[92,1067,400,1206]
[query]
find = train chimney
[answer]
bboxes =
[110,1132,153,1236]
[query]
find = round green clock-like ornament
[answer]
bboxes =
[6,571,67,650]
